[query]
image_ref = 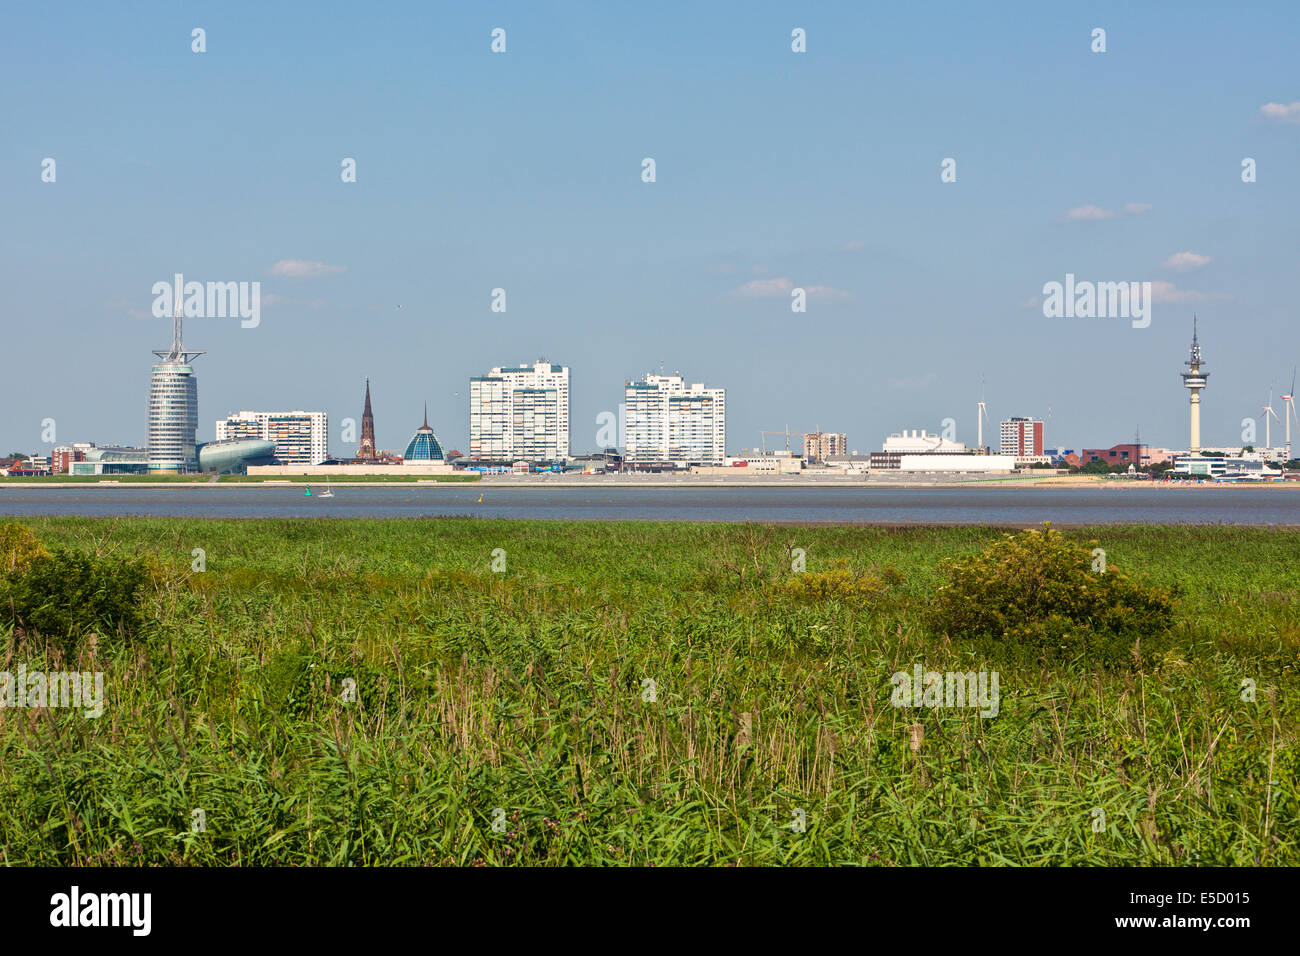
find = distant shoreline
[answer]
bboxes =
[2,475,1297,491]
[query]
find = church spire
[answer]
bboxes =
[357,378,378,460]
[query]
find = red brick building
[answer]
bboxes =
[50,447,86,474]
[1080,443,1143,467]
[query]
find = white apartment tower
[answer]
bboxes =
[624,373,726,465]
[147,297,204,472]
[216,410,329,465]
[469,360,570,461]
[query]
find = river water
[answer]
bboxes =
[1,486,1297,524]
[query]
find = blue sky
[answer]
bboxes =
[3,0,1298,457]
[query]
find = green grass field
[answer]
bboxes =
[1,518,1296,866]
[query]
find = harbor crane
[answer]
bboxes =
[759,427,796,455]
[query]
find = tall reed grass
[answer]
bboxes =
[0,518,1294,866]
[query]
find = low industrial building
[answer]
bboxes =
[883,430,966,454]
[719,453,804,474]
[894,454,1015,473]
[70,446,151,476]
[823,455,872,474]
[1171,455,1283,479]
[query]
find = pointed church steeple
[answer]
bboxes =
[357,378,378,461]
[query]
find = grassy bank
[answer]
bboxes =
[1,518,1296,866]
[0,474,212,483]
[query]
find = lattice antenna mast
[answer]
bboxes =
[153,291,205,363]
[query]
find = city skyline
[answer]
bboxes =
[3,2,1298,456]
[2,317,1287,466]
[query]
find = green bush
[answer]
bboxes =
[0,548,149,653]
[928,524,1175,667]
[782,563,892,606]
[0,521,47,576]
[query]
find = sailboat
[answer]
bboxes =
[319,477,335,499]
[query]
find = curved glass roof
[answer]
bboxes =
[405,429,445,460]
[404,406,445,461]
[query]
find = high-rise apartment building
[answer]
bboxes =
[1000,417,1044,457]
[469,361,570,462]
[624,373,726,465]
[802,432,848,463]
[216,410,329,465]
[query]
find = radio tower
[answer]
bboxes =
[1181,317,1209,454]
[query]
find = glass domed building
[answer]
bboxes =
[403,405,445,462]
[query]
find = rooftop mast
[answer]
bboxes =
[153,293,205,363]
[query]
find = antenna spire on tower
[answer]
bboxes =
[172,292,182,357]
[153,288,204,363]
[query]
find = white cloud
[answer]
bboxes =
[806,285,853,302]
[1063,202,1151,222]
[1065,205,1117,221]
[730,277,851,302]
[732,277,793,298]
[1163,251,1211,271]
[1260,101,1300,123]
[1150,280,1212,304]
[1019,295,1041,309]
[268,259,346,278]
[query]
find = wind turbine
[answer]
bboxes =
[1283,368,1297,462]
[977,378,991,453]
[1262,384,1280,457]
